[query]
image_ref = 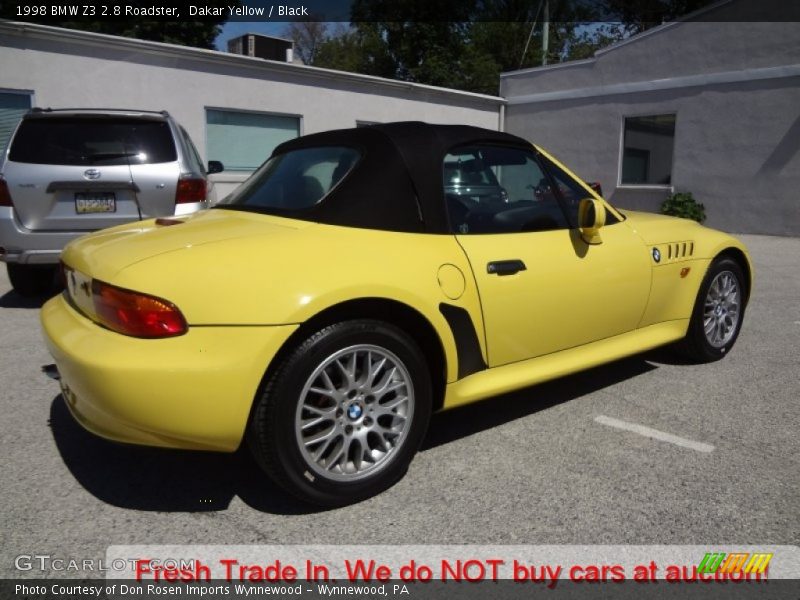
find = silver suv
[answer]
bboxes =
[0,108,222,295]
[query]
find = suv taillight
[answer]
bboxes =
[588,182,603,197]
[0,176,12,207]
[175,175,207,204]
[92,280,187,338]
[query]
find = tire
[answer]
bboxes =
[6,263,56,297]
[248,319,432,507]
[677,257,747,363]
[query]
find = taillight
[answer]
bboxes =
[588,182,603,197]
[91,280,187,338]
[0,176,12,207]
[175,175,206,204]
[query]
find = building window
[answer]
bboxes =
[621,114,676,186]
[0,91,32,153]
[206,109,299,171]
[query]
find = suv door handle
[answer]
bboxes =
[487,259,527,276]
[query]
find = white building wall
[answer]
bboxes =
[0,22,503,199]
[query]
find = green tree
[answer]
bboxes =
[314,23,396,76]
[304,0,720,94]
[313,25,368,72]
[340,0,481,87]
[313,0,613,94]
[472,0,605,68]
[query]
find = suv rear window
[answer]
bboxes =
[8,117,177,166]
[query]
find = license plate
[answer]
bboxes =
[75,193,116,214]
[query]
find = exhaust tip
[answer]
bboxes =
[42,364,60,381]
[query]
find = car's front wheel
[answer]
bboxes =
[678,257,747,362]
[248,320,432,507]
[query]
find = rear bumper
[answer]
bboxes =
[41,294,297,452]
[0,207,82,264]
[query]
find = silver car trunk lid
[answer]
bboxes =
[5,160,179,231]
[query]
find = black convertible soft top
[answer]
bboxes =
[271,121,533,234]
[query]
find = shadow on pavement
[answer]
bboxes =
[49,356,658,514]
[422,356,657,451]
[641,345,697,366]
[0,289,51,309]
[48,395,317,515]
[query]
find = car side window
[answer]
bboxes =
[444,145,569,234]
[220,146,360,210]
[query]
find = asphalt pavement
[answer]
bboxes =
[1,234,797,578]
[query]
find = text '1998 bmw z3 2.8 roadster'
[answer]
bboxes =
[41,122,752,506]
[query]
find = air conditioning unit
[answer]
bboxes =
[226,34,294,62]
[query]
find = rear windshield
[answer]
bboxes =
[218,146,360,211]
[8,117,177,166]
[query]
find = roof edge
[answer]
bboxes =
[593,0,734,57]
[505,63,800,105]
[0,20,505,106]
[501,0,734,79]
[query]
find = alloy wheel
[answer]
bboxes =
[295,344,414,482]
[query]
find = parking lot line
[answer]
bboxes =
[594,415,715,453]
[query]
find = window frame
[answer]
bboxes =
[616,111,678,190]
[203,106,303,173]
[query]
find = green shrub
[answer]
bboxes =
[661,192,706,223]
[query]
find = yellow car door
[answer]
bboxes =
[446,145,651,367]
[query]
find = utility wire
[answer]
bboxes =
[519,0,545,69]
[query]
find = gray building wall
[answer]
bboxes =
[501,5,800,236]
[0,21,503,200]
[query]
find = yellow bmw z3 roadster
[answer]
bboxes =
[41,122,752,506]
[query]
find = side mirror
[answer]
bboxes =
[207,160,224,175]
[578,197,606,244]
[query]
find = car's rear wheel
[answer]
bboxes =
[677,257,746,362]
[6,263,56,297]
[248,320,432,507]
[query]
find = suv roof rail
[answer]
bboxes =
[28,107,170,116]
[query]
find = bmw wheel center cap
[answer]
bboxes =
[347,403,363,420]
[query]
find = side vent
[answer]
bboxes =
[666,241,695,261]
[439,303,486,379]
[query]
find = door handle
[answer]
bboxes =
[487,259,527,276]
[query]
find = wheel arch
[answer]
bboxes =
[251,298,448,426]
[716,247,752,305]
